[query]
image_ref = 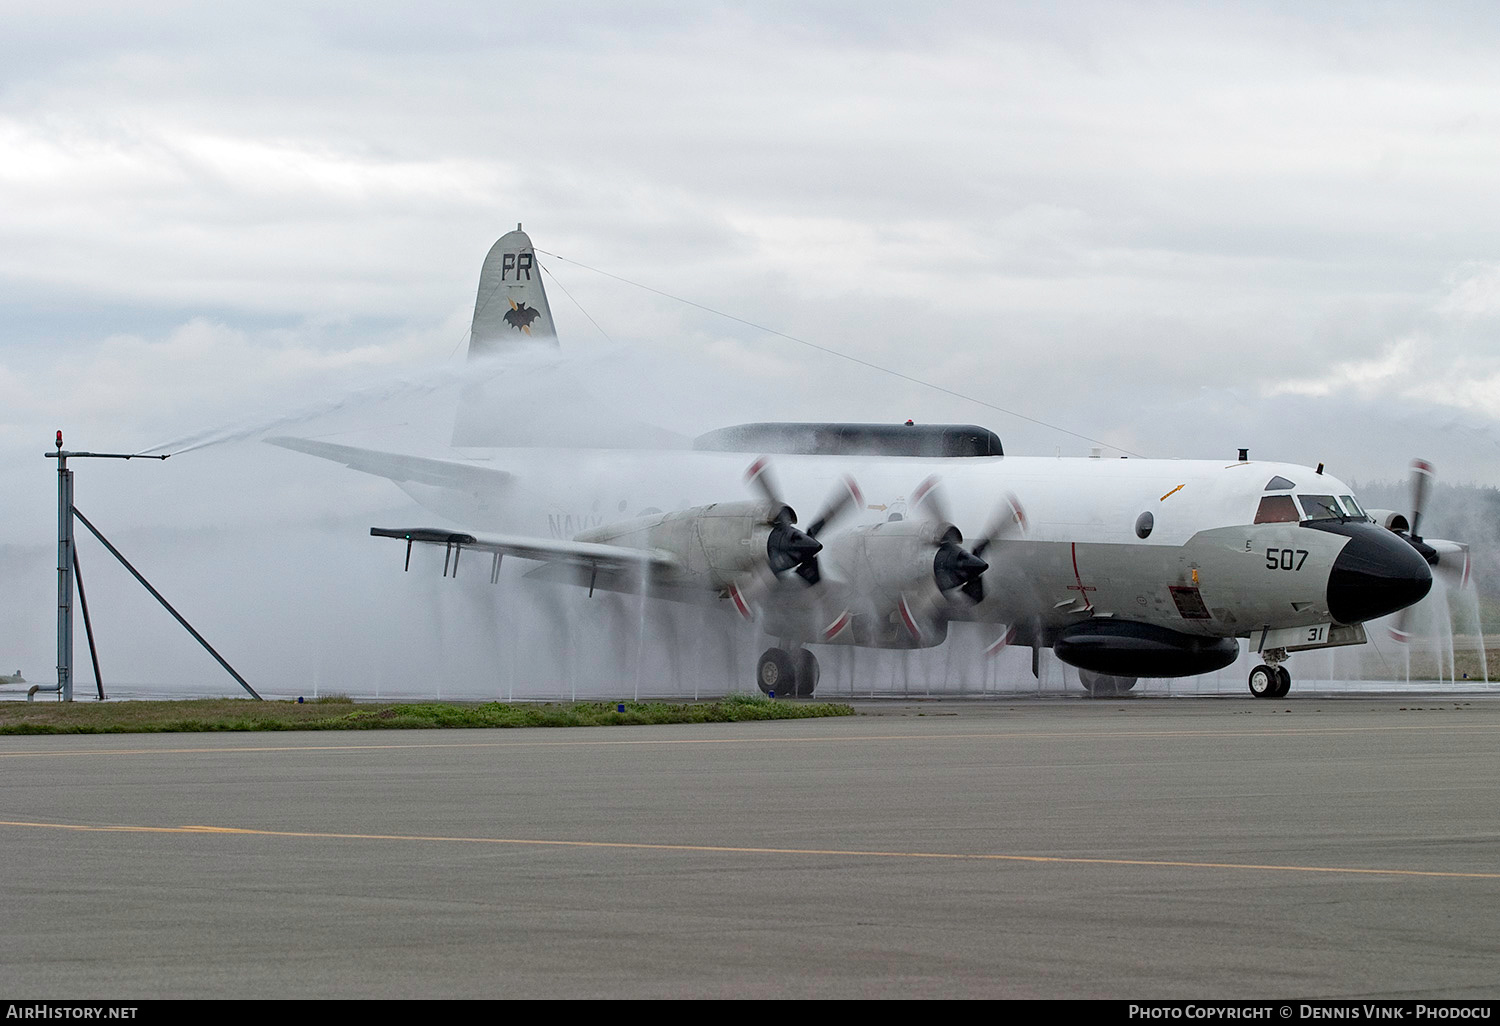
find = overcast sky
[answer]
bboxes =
[7,2,1500,686]
[9,1,1500,477]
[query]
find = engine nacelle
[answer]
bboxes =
[821,519,959,603]
[1364,509,1410,533]
[576,500,781,588]
[1053,619,1240,678]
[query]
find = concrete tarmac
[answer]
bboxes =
[2,695,1499,999]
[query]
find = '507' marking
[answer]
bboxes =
[1265,548,1309,571]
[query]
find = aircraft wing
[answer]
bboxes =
[267,436,513,492]
[370,526,679,578]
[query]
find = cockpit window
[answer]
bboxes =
[1254,495,1300,524]
[1340,494,1368,520]
[1298,494,1344,521]
[1265,476,1295,490]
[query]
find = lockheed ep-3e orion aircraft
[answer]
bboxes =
[273,227,1469,699]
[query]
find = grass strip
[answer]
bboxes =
[0,694,853,735]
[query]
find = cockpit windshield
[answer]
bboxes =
[1296,494,1370,522]
[1297,494,1343,520]
[1253,486,1372,525]
[1253,495,1300,524]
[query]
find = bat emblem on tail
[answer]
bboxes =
[504,299,541,333]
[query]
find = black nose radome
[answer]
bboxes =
[1313,522,1432,625]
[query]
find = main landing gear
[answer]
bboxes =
[1248,650,1292,698]
[757,646,819,697]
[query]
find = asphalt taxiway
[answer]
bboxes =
[2,694,1498,999]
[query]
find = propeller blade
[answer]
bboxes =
[1388,604,1415,645]
[898,575,965,643]
[1429,539,1471,590]
[745,456,783,509]
[727,580,758,621]
[728,563,777,621]
[911,475,950,527]
[958,493,1026,605]
[820,608,853,642]
[983,625,1018,659]
[897,592,931,643]
[804,475,862,538]
[1409,459,1434,540]
[793,558,821,585]
[972,493,1027,554]
[1387,537,1468,646]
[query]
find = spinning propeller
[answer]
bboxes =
[898,475,1026,643]
[729,457,862,638]
[1389,459,1473,644]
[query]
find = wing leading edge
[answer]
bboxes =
[370,526,679,592]
[268,436,514,492]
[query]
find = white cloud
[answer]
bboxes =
[1437,262,1500,319]
[6,2,1500,489]
[1265,337,1421,399]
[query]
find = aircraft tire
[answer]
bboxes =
[1272,666,1292,698]
[757,648,795,697]
[1248,664,1278,698]
[795,649,820,697]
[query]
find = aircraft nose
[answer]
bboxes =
[1325,524,1433,624]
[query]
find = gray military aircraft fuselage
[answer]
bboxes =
[274,226,1442,699]
[364,430,1432,699]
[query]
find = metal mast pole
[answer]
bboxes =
[55,432,73,702]
[45,432,257,702]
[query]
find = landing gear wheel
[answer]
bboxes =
[757,647,795,697]
[1272,666,1292,698]
[1248,664,1278,698]
[795,649,820,697]
[1078,670,1138,696]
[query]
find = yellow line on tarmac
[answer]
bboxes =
[1,819,1497,880]
[1,721,1498,759]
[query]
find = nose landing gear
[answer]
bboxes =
[1248,649,1292,698]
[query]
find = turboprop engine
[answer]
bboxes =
[820,519,988,648]
[576,500,819,590]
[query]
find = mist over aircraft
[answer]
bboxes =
[272,226,1469,698]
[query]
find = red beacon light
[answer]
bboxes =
[55,430,63,450]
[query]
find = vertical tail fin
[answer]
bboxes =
[451,225,684,449]
[467,225,558,359]
[453,224,559,445]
